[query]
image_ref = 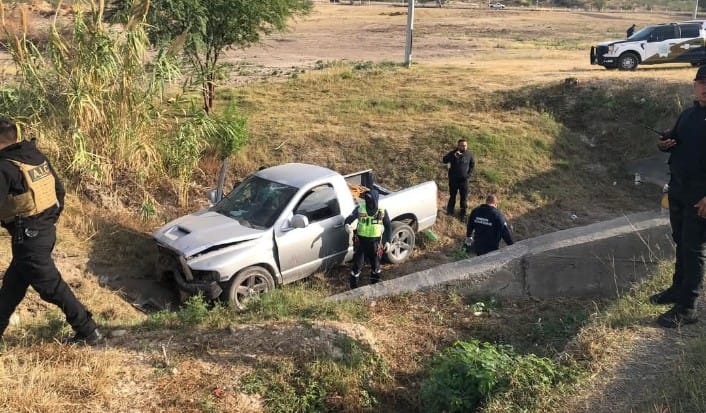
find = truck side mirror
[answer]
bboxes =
[291,214,309,229]
[208,189,218,205]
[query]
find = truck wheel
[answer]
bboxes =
[386,222,415,264]
[618,53,639,70]
[222,266,274,310]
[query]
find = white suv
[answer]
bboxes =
[489,2,506,8]
[590,21,706,70]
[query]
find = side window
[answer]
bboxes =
[294,185,341,223]
[648,27,676,42]
[679,24,700,39]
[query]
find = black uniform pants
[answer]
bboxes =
[0,225,96,338]
[350,236,382,286]
[668,190,706,310]
[447,177,469,215]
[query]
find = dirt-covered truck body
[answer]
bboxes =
[153,163,437,307]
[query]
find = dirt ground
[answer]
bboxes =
[0,3,699,412]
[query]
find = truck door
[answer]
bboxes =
[643,25,679,63]
[275,184,349,283]
[673,24,706,63]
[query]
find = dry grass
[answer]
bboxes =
[0,3,700,412]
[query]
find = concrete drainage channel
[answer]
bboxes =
[328,211,674,302]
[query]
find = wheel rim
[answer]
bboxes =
[235,274,269,307]
[620,55,636,70]
[390,227,414,261]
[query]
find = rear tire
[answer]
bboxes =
[222,266,275,310]
[385,222,415,264]
[618,53,639,70]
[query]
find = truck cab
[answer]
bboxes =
[590,21,706,70]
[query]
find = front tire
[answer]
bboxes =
[386,222,416,264]
[618,53,639,70]
[222,266,275,310]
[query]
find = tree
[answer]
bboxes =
[110,0,313,113]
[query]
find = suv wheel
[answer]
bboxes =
[618,53,639,70]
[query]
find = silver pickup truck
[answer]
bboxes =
[153,163,438,308]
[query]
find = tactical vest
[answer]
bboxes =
[356,203,385,238]
[0,159,59,222]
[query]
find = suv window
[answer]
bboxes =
[294,185,340,223]
[648,26,677,42]
[679,24,700,38]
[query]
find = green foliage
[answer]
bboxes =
[240,283,370,323]
[109,0,313,112]
[240,336,386,412]
[420,339,576,413]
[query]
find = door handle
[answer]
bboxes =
[333,222,343,228]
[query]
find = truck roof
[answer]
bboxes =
[256,163,338,188]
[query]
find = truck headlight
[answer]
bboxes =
[191,270,221,282]
[608,45,615,54]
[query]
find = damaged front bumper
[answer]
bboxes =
[156,246,223,300]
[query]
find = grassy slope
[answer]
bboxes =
[0,5,704,413]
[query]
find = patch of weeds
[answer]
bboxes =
[449,245,470,260]
[420,339,577,413]
[479,168,503,184]
[237,283,369,323]
[177,294,210,325]
[240,338,387,412]
[197,395,219,413]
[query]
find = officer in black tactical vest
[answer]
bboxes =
[0,118,101,345]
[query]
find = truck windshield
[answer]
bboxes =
[212,176,297,229]
[628,26,655,41]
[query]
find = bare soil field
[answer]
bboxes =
[229,3,695,87]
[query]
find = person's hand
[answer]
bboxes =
[695,197,706,219]
[344,224,352,234]
[465,237,473,246]
[383,242,391,253]
[657,138,676,150]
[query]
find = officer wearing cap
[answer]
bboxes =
[652,66,706,328]
[0,118,101,344]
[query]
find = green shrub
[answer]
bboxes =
[420,339,576,413]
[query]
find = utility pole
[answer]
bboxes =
[694,0,699,18]
[404,0,415,67]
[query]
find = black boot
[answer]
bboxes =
[349,273,360,290]
[67,328,105,346]
[657,305,698,328]
[370,271,382,284]
[649,288,677,305]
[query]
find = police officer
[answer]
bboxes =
[465,194,514,256]
[344,190,391,289]
[0,118,101,344]
[626,24,636,38]
[651,67,706,328]
[442,139,475,219]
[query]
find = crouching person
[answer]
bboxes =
[465,194,514,256]
[344,190,391,289]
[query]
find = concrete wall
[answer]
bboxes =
[328,211,674,302]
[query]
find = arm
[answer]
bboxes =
[465,211,475,238]
[657,115,682,152]
[344,206,360,225]
[442,150,454,164]
[501,222,514,245]
[47,159,65,214]
[382,210,392,244]
[467,153,475,176]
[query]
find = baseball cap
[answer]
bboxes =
[695,66,706,81]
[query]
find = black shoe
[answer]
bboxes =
[68,328,104,346]
[349,274,360,290]
[657,306,698,328]
[649,288,677,305]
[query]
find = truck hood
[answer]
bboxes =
[597,39,633,47]
[152,210,265,257]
